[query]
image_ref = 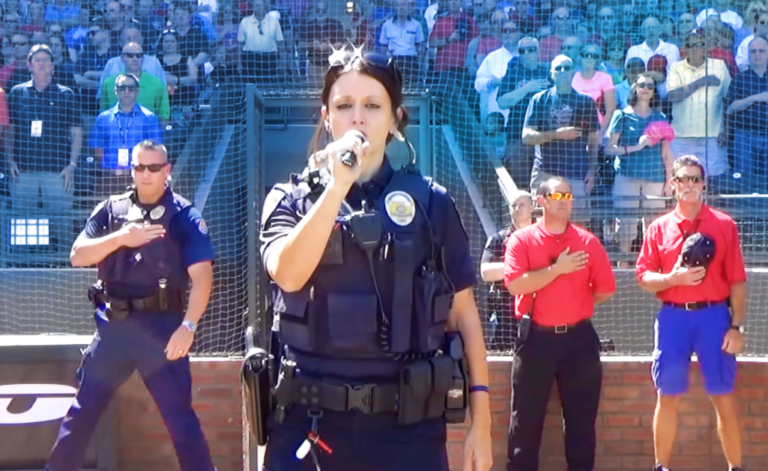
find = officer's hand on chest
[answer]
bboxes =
[120,222,167,248]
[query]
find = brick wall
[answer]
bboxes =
[115,358,768,471]
[446,360,768,471]
[116,359,244,471]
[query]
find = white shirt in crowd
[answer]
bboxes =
[380,17,425,56]
[425,2,439,34]
[474,46,518,120]
[696,8,744,30]
[238,12,284,53]
[625,39,681,75]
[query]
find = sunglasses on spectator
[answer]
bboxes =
[122,52,143,58]
[519,46,538,54]
[116,85,138,92]
[673,175,702,183]
[685,41,705,48]
[546,191,574,201]
[554,14,569,20]
[133,163,168,173]
[581,52,600,59]
[12,41,28,46]
[636,81,655,89]
[553,64,572,72]
[503,27,519,33]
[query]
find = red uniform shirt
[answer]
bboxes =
[429,13,477,72]
[503,222,616,326]
[635,205,747,304]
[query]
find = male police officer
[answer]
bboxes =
[45,140,217,471]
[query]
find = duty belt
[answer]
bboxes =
[288,377,399,414]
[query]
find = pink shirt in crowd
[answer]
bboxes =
[571,70,615,125]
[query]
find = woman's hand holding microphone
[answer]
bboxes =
[311,130,370,193]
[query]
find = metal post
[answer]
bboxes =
[246,84,258,338]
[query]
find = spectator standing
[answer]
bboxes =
[480,190,534,351]
[474,19,521,122]
[7,45,81,251]
[298,1,345,83]
[50,34,76,91]
[696,0,744,30]
[504,175,616,471]
[158,31,198,109]
[725,36,768,197]
[21,1,45,35]
[522,54,600,211]
[45,0,80,28]
[667,29,731,192]
[735,11,768,71]
[0,37,17,89]
[571,43,616,138]
[102,42,171,120]
[91,72,163,194]
[606,73,673,254]
[626,17,682,76]
[237,0,284,84]
[497,35,550,189]
[537,7,570,64]
[636,155,747,471]
[5,33,30,90]
[600,36,628,85]
[174,2,210,66]
[100,26,167,92]
[379,0,425,86]
[104,1,126,53]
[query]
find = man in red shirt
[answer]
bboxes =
[636,155,747,471]
[504,176,616,471]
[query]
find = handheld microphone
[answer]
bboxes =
[341,131,366,167]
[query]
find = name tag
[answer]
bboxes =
[31,120,43,137]
[118,148,130,168]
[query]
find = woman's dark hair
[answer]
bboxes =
[308,48,410,156]
[628,72,659,109]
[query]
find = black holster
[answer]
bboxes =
[241,346,273,446]
[397,331,468,426]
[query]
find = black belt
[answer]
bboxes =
[292,377,399,414]
[662,301,728,311]
[108,291,185,313]
[531,318,591,334]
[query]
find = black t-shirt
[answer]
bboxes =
[177,26,209,60]
[523,87,600,179]
[481,227,512,309]
[726,68,768,133]
[8,82,79,172]
[497,63,551,140]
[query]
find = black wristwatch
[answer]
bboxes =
[730,325,744,334]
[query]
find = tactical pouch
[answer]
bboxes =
[412,267,453,352]
[444,331,468,424]
[241,347,272,446]
[398,360,433,426]
[517,314,531,345]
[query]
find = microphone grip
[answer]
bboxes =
[341,151,356,167]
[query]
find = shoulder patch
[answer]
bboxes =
[198,219,208,235]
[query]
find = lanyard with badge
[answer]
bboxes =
[117,111,136,168]
[31,89,46,138]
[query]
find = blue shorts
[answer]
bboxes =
[652,304,737,396]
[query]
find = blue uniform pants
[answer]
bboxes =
[263,405,449,471]
[46,312,215,471]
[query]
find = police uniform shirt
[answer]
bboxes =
[83,193,215,293]
[260,157,477,377]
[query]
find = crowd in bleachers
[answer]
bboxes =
[0,0,766,257]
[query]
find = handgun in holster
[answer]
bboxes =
[88,280,130,321]
[241,345,273,446]
[273,358,298,425]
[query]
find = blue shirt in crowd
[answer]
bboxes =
[90,103,163,170]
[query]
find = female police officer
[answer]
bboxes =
[259,47,492,471]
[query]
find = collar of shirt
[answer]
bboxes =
[109,102,141,117]
[671,204,712,227]
[534,221,576,239]
[641,39,667,53]
[346,155,394,206]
